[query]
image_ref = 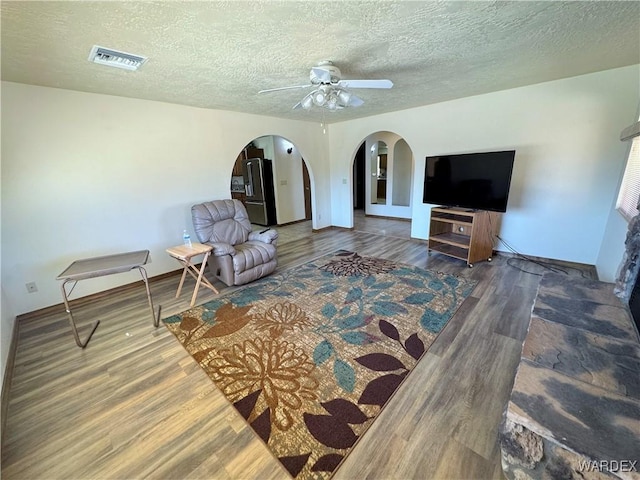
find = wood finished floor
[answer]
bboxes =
[1,211,595,480]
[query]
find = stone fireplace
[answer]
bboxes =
[501,269,640,480]
[500,123,640,480]
[614,120,640,332]
[615,212,640,332]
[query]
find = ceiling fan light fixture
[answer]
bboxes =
[312,90,326,106]
[301,94,313,110]
[337,89,352,105]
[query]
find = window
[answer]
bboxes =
[617,121,640,222]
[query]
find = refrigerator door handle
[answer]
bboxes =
[245,161,254,197]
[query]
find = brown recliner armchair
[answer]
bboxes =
[191,199,278,287]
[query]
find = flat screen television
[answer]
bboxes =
[423,150,515,212]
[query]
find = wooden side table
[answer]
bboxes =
[166,243,219,307]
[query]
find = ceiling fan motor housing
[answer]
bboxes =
[310,62,341,84]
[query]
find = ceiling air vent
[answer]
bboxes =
[88,45,148,71]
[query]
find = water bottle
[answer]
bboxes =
[183,229,192,247]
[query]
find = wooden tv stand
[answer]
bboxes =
[428,206,500,267]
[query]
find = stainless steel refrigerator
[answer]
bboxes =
[242,157,277,226]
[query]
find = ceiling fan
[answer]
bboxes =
[258,61,393,111]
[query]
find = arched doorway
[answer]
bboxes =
[230,136,313,227]
[352,131,415,221]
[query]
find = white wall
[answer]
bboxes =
[328,66,639,279]
[1,82,330,316]
[253,136,276,161]
[392,139,413,207]
[1,287,16,395]
[272,136,307,224]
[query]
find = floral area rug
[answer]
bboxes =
[163,250,477,479]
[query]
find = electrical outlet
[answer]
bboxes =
[26,282,38,293]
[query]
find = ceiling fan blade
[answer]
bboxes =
[348,94,365,107]
[259,84,311,94]
[338,79,393,89]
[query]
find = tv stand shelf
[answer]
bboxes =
[428,207,499,267]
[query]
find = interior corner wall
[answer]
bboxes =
[327,65,639,281]
[1,286,16,395]
[0,81,330,316]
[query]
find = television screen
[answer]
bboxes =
[423,150,515,212]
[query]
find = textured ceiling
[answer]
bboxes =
[2,1,639,124]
